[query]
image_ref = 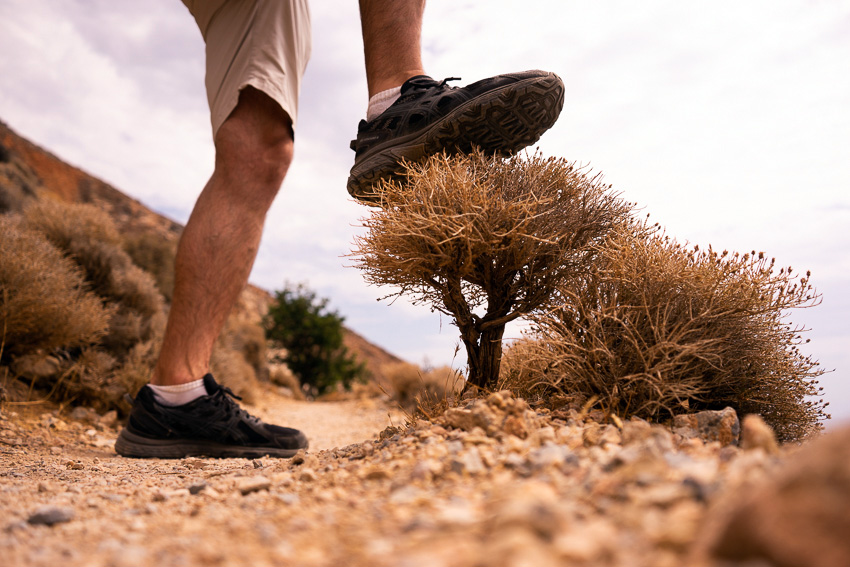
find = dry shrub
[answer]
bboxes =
[354,151,632,390]
[224,319,268,382]
[123,232,177,302]
[2,199,168,410]
[111,338,160,410]
[210,345,259,404]
[23,199,164,317]
[269,364,305,400]
[52,348,119,410]
[0,215,110,358]
[211,314,267,404]
[24,198,122,250]
[383,361,464,410]
[504,224,827,442]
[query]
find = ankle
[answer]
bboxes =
[367,86,402,121]
[368,69,426,98]
[148,378,207,407]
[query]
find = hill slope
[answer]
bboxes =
[0,119,402,382]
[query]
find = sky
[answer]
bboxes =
[1,0,848,425]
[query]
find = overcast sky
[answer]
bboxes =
[1,0,848,425]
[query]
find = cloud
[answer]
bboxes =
[1,0,848,421]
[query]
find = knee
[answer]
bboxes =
[213,90,295,198]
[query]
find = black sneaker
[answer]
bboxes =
[115,374,308,458]
[347,69,565,202]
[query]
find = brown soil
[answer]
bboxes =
[0,388,792,567]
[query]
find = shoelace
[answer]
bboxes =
[208,385,262,429]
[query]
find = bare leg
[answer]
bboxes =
[152,87,293,386]
[359,0,427,96]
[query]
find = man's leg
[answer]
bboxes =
[152,87,292,387]
[349,1,566,202]
[359,0,426,97]
[115,87,308,458]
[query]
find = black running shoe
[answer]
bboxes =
[347,69,565,202]
[115,374,308,459]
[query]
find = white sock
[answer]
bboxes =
[366,86,402,121]
[148,378,207,407]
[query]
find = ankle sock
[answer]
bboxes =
[148,378,207,407]
[366,86,402,121]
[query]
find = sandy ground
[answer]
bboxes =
[255,396,406,451]
[0,389,792,567]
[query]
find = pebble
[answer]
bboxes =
[237,477,271,495]
[27,506,75,526]
[0,388,817,567]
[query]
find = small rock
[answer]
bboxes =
[410,459,442,481]
[554,518,617,562]
[237,476,271,495]
[299,468,318,482]
[698,425,850,567]
[276,493,300,506]
[536,426,556,443]
[99,410,118,428]
[621,418,653,444]
[443,408,479,433]
[70,407,95,422]
[362,466,391,481]
[527,443,578,472]
[449,447,485,476]
[65,460,85,470]
[673,407,740,446]
[488,481,567,540]
[188,481,207,495]
[4,520,29,533]
[183,458,208,470]
[740,414,779,455]
[503,415,529,439]
[28,506,74,526]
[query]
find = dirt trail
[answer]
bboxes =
[254,396,406,451]
[0,389,809,567]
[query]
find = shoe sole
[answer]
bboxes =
[348,72,566,203]
[115,429,307,459]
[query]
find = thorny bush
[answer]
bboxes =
[353,151,633,390]
[500,222,827,442]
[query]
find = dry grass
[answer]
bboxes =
[353,151,633,390]
[501,222,827,441]
[2,199,171,410]
[382,361,464,410]
[0,215,111,358]
[123,232,177,302]
[210,345,259,404]
[269,364,305,400]
[223,319,269,382]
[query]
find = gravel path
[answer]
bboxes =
[0,390,800,567]
[254,397,406,451]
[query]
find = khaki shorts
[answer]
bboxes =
[181,0,312,137]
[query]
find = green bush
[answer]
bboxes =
[265,283,366,395]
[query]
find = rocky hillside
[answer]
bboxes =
[0,119,402,382]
